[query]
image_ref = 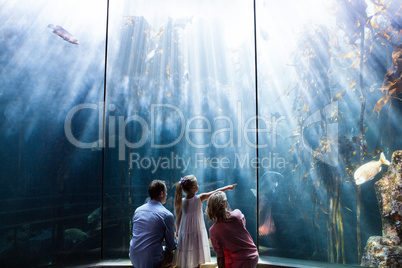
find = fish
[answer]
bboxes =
[259,210,276,236]
[250,189,257,197]
[354,152,390,185]
[174,16,193,29]
[331,89,346,102]
[183,72,190,81]
[145,49,156,63]
[64,228,89,243]
[155,27,165,39]
[87,207,101,224]
[47,24,79,45]
[90,142,103,151]
[259,171,283,194]
[369,83,379,92]
[258,246,274,253]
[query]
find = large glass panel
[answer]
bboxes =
[256,0,402,265]
[104,0,257,259]
[0,1,106,266]
[1,0,400,266]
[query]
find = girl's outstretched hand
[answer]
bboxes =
[226,183,237,191]
[200,183,238,202]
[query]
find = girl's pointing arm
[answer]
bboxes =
[199,183,237,202]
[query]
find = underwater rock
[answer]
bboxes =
[361,150,402,267]
[362,237,402,267]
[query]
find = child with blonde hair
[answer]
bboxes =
[206,191,258,268]
[173,174,236,268]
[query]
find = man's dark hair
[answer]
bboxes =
[148,180,166,199]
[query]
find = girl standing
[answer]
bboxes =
[173,175,236,268]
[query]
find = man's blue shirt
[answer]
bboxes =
[129,200,176,268]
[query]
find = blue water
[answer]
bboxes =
[0,0,401,266]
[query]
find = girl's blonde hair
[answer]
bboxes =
[174,175,198,217]
[205,191,230,222]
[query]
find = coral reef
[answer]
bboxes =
[361,150,402,267]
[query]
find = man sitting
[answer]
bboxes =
[130,180,176,268]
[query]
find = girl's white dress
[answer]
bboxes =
[173,195,211,267]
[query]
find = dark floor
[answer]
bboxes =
[67,257,366,268]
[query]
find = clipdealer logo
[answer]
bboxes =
[64,101,288,171]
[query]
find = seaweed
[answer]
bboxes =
[287,0,402,263]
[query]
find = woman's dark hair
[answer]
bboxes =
[148,180,166,199]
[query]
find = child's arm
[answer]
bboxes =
[175,212,182,238]
[199,183,237,202]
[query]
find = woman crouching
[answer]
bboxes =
[205,191,259,268]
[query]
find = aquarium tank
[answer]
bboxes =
[0,0,401,266]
